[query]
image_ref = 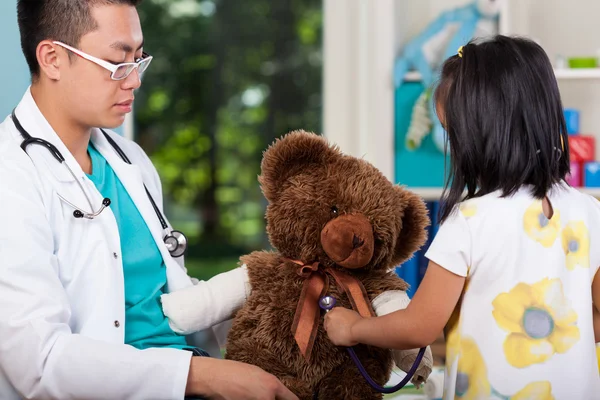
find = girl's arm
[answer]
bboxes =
[324,260,465,350]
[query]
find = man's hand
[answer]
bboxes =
[186,357,298,400]
[323,307,363,347]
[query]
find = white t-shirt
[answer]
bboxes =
[425,182,600,400]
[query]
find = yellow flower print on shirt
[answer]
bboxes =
[561,221,590,270]
[454,338,491,400]
[444,303,461,367]
[511,381,555,400]
[460,202,477,218]
[492,278,579,368]
[596,344,600,373]
[449,335,557,399]
[444,267,471,367]
[523,201,561,247]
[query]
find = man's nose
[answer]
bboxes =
[121,68,142,90]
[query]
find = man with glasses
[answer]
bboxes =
[0,1,297,399]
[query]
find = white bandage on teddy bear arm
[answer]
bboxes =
[160,264,251,335]
[371,290,411,315]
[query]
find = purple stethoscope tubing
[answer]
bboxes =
[319,295,426,394]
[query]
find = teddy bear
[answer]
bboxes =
[161,130,433,399]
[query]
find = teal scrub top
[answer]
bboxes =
[86,143,188,350]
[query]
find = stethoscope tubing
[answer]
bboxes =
[319,295,425,393]
[11,109,187,257]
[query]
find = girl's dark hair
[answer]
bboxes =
[434,35,570,222]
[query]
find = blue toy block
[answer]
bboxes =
[584,162,600,187]
[564,108,579,135]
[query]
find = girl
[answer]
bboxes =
[324,35,600,399]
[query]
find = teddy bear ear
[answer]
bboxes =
[391,187,430,266]
[259,130,340,202]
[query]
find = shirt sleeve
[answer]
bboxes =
[424,207,472,277]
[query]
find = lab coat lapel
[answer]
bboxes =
[13,88,82,183]
[89,130,184,279]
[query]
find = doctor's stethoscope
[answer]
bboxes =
[11,110,188,258]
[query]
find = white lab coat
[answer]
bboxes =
[0,88,224,400]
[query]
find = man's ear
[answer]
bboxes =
[37,40,62,81]
[391,187,430,266]
[259,130,339,202]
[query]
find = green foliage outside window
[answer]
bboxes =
[134,0,323,279]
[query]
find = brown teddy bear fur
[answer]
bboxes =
[225,131,429,399]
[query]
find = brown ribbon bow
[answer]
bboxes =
[286,259,375,362]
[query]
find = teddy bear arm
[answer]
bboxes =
[239,251,285,286]
[371,290,433,386]
[369,273,409,293]
[160,265,251,335]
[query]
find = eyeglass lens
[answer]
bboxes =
[112,57,152,80]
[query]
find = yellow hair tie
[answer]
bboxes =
[458,46,464,58]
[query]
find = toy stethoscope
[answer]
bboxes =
[11,109,187,258]
[319,295,426,394]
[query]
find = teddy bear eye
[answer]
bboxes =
[330,206,339,215]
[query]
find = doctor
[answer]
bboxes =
[0,1,297,399]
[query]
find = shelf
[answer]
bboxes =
[407,187,600,201]
[406,187,445,201]
[554,68,600,79]
[403,69,600,83]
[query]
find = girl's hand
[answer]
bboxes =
[323,307,363,346]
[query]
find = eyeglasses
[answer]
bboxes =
[53,41,153,81]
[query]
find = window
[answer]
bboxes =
[134,0,323,279]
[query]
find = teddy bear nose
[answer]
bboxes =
[352,234,364,249]
[320,213,374,269]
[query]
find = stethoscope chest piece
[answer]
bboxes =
[164,230,187,258]
[319,295,336,311]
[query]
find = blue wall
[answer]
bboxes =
[0,2,29,120]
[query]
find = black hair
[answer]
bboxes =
[17,0,143,79]
[434,35,570,223]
